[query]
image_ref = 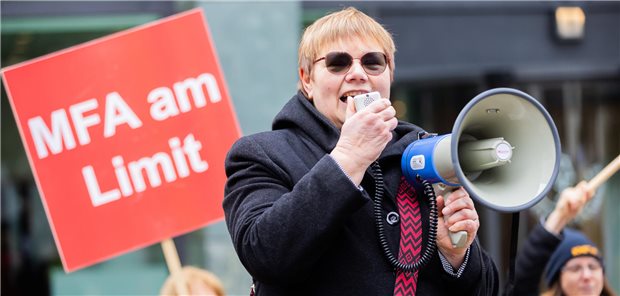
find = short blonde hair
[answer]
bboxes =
[298,7,396,95]
[159,266,225,296]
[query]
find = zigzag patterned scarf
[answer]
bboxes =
[393,176,422,296]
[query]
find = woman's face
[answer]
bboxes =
[300,36,392,129]
[560,256,604,296]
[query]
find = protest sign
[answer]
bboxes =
[1,8,240,272]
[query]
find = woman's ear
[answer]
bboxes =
[299,68,313,99]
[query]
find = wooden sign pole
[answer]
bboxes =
[586,154,620,192]
[162,238,189,295]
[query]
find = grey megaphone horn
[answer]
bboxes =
[401,88,561,248]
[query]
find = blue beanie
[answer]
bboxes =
[544,228,603,286]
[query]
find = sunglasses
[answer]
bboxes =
[313,52,388,75]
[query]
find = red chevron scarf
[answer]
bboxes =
[393,176,422,296]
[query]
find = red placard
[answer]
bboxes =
[1,8,240,272]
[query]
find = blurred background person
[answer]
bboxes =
[513,182,617,296]
[159,266,225,296]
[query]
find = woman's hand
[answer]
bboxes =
[330,97,397,184]
[436,187,479,269]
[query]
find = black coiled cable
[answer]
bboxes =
[370,161,438,272]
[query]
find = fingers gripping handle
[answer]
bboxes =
[434,184,468,248]
[444,211,468,248]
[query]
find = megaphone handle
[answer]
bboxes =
[449,230,468,248]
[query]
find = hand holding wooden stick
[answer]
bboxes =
[544,154,620,234]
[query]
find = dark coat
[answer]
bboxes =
[224,91,499,295]
[512,223,562,296]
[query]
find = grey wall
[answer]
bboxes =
[200,2,300,135]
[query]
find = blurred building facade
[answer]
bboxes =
[1,1,619,295]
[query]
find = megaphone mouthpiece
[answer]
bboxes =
[458,137,514,173]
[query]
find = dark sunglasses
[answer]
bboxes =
[313,52,388,75]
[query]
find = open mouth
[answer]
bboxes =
[339,91,368,103]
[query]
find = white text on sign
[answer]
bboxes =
[27,72,221,159]
[82,133,208,207]
[24,72,222,207]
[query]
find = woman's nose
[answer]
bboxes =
[345,60,368,80]
[581,267,594,279]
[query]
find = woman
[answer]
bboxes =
[513,182,616,296]
[224,7,498,295]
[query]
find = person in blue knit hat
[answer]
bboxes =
[513,181,616,296]
[543,228,610,296]
[544,228,601,286]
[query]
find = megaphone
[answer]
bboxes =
[401,88,561,247]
